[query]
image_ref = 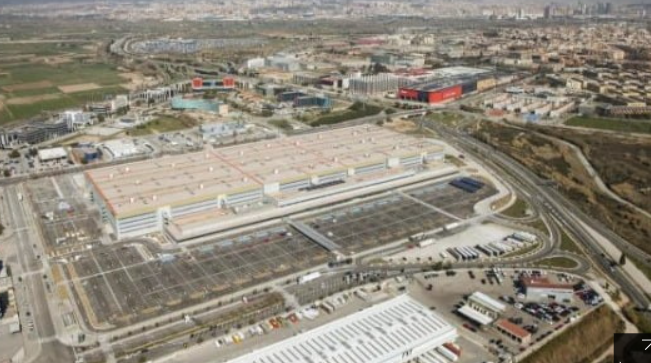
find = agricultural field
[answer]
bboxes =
[0,62,128,124]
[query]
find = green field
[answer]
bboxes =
[500,198,531,218]
[128,116,198,136]
[0,62,123,88]
[565,116,651,134]
[8,87,61,98]
[0,42,91,56]
[3,97,80,123]
[68,86,129,103]
[536,256,579,269]
[310,102,383,126]
[0,61,127,124]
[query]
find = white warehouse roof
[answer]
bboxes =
[225,295,457,363]
[38,147,68,161]
[457,305,494,326]
[469,292,506,313]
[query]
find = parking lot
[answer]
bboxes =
[26,175,102,257]
[53,178,498,329]
[411,268,597,362]
[61,224,329,328]
[298,181,497,255]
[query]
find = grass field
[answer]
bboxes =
[3,97,79,123]
[535,256,579,269]
[310,103,383,126]
[68,86,128,103]
[7,87,61,98]
[500,198,531,218]
[0,62,124,88]
[0,61,127,124]
[128,116,198,136]
[566,116,651,134]
[521,305,623,363]
[0,42,91,56]
[559,229,583,255]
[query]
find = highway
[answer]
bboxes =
[425,120,651,309]
[1,185,74,363]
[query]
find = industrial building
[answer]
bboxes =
[225,295,458,363]
[191,77,236,92]
[457,292,506,326]
[495,319,532,345]
[397,67,495,104]
[349,73,411,95]
[0,119,70,149]
[277,91,332,109]
[171,97,229,115]
[199,121,248,141]
[520,277,575,302]
[85,125,447,239]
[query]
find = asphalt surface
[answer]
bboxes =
[1,185,74,363]
[426,120,651,309]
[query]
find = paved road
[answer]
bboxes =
[1,186,74,363]
[428,122,651,309]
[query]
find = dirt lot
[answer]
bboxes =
[384,118,419,133]
[472,122,651,255]
[2,80,53,92]
[5,93,61,105]
[58,82,101,93]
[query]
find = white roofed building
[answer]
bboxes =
[37,147,68,162]
[456,291,506,326]
[224,295,458,363]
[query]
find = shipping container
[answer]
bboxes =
[428,85,462,104]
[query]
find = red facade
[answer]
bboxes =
[192,77,204,89]
[427,85,462,104]
[398,88,419,100]
[222,77,235,87]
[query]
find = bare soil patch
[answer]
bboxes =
[58,83,101,94]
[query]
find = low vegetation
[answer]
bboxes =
[472,122,651,255]
[269,119,292,131]
[559,229,583,255]
[128,115,198,136]
[500,197,531,218]
[521,305,624,363]
[536,256,579,269]
[566,116,651,134]
[309,102,382,126]
[623,304,651,333]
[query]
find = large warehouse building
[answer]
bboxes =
[224,295,458,363]
[86,125,447,239]
[397,67,502,104]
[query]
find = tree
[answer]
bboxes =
[9,150,20,159]
[620,253,627,266]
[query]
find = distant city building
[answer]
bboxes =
[171,97,229,115]
[199,121,248,141]
[61,110,93,131]
[0,119,70,149]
